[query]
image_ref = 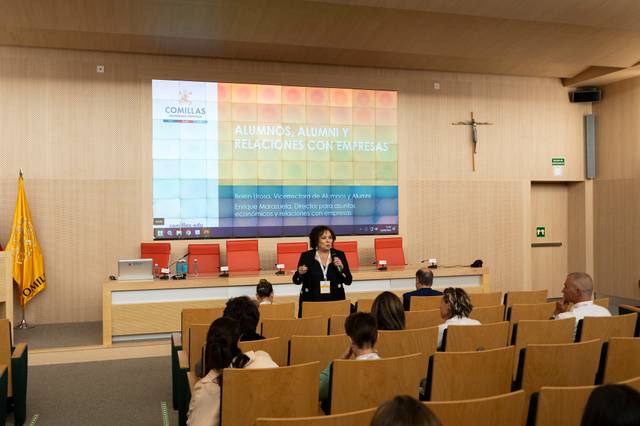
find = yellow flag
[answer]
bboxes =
[5,173,46,307]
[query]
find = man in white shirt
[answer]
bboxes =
[554,272,611,337]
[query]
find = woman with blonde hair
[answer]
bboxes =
[437,287,480,349]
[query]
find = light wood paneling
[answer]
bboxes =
[0,45,588,324]
[0,252,13,324]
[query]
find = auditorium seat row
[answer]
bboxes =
[140,236,406,274]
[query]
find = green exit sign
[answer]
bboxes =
[552,158,565,166]
[536,226,546,238]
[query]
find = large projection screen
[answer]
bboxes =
[152,80,398,239]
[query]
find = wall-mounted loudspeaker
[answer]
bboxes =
[569,88,602,103]
[584,114,596,179]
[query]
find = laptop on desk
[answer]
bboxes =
[118,259,154,280]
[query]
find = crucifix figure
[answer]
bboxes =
[452,112,493,171]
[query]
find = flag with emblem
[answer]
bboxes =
[6,171,46,307]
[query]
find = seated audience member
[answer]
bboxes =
[580,384,640,426]
[437,287,480,349]
[224,296,265,341]
[371,291,406,331]
[402,268,442,311]
[370,395,442,426]
[187,317,277,426]
[256,279,274,304]
[319,312,379,402]
[554,272,611,337]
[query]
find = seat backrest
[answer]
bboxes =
[331,353,428,414]
[187,243,220,274]
[332,241,360,270]
[226,239,260,272]
[373,237,406,266]
[511,318,575,379]
[329,314,348,335]
[276,242,308,272]
[620,375,640,390]
[377,327,438,358]
[405,309,443,329]
[520,339,602,406]
[260,303,296,320]
[409,296,442,311]
[140,242,171,269]
[470,305,505,324]
[255,407,377,426]
[618,304,640,336]
[262,317,327,365]
[578,313,636,342]
[0,320,12,396]
[290,334,350,367]
[469,292,503,308]
[603,337,640,383]
[508,302,556,324]
[534,384,596,426]
[504,290,548,307]
[445,321,509,352]
[188,323,210,372]
[425,390,525,426]
[239,337,284,367]
[181,307,224,358]
[593,298,609,309]
[356,298,373,312]
[429,346,515,401]
[301,300,351,332]
[221,361,320,426]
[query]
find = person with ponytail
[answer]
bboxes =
[187,317,277,426]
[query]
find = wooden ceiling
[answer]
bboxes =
[2,0,640,85]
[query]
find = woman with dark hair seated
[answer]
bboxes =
[256,279,274,305]
[371,291,405,331]
[437,287,480,349]
[187,317,277,426]
[223,295,264,341]
[371,395,442,426]
[293,225,352,317]
[581,384,640,426]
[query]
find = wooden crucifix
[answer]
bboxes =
[452,112,494,171]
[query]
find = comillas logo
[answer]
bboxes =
[164,90,206,116]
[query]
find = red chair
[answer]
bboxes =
[276,242,308,272]
[333,241,360,270]
[226,240,260,272]
[187,244,221,274]
[140,242,171,269]
[374,237,406,266]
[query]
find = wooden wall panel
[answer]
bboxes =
[593,76,640,300]
[0,46,588,323]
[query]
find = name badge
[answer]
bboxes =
[320,280,331,294]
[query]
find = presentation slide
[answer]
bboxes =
[152,80,398,239]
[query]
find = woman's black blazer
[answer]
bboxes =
[292,249,352,302]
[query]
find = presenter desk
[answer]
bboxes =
[102,265,488,345]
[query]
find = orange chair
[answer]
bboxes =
[333,241,360,270]
[187,243,220,274]
[140,242,171,269]
[226,240,260,272]
[374,237,406,266]
[276,242,308,272]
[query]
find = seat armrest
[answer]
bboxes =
[171,333,182,350]
[11,343,28,426]
[178,350,189,370]
[0,365,7,426]
[12,343,27,359]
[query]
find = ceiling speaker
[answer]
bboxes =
[569,88,602,103]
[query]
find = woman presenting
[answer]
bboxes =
[293,225,352,316]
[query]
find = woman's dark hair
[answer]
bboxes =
[203,317,249,375]
[308,225,336,249]
[415,268,434,287]
[256,279,273,299]
[581,384,640,426]
[370,395,442,426]
[371,291,405,331]
[223,296,260,337]
[442,287,473,319]
[344,312,378,348]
